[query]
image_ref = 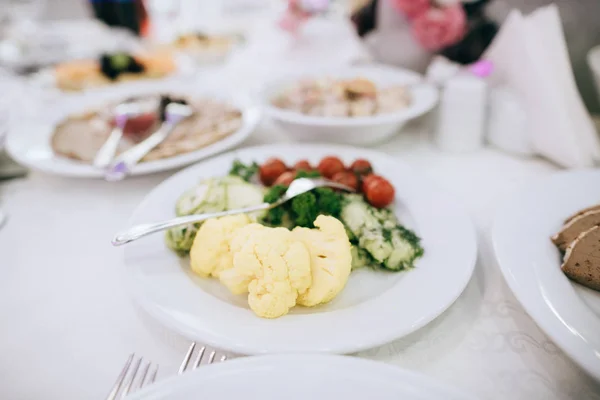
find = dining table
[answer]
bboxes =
[2,5,600,399]
[2,112,600,399]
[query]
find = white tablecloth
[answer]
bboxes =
[2,117,600,399]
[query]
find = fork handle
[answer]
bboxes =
[94,126,125,169]
[104,122,175,181]
[111,203,271,246]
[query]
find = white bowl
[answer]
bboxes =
[261,65,438,145]
[588,45,600,104]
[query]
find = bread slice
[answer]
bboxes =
[565,204,600,224]
[561,225,600,291]
[552,209,600,251]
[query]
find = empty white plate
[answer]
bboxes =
[492,170,600,380]
[128,354,477,400]
[123,144,477,354]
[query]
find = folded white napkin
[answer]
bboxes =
[484,5,600,168]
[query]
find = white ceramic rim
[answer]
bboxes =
[128,354,478,400]
[123,143,477,355]
[260,64,439,128]
[492,169,600,381]
[5,84,261,178]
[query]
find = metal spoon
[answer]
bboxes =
[93,100,150,169]
[104,102,193,181]
[111,178,353,246]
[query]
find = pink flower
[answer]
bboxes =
[278,0,311,34]
[411,5,467,51]
[279,12,301,33]
[389,0,431,20]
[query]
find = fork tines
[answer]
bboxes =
[106,353,158,400]
[178,342,227,375]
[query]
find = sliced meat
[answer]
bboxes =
[561,225,600,291]
[552,209,600,251]
[564,204,600,224]
[51,97,242,164]
[51,114,115,162]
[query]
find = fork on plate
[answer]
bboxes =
[111,177,354,246]
[106,343,227,399]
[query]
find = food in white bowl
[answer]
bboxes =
[272,77,411,117]
[262,65,438,145]
[166,155,424,319]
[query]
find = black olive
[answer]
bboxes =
[99,53,146,80]
[159,95,188,121]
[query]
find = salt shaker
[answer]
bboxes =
[434,61,491,152]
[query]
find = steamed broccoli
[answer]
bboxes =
[315,187,342,218]
[264,184,287,203]
[291,192,318,227]
[260,184,342,228]
[262,185,287,226]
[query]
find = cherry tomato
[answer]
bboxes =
[331,171,358,191]
[364,176,395,208]
[360,174,378,193]
[293,160,312,172]
[273,171,296,187]
[317,156,345,179]
[350,159,373,176]
[259,158,287,186]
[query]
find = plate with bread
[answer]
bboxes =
[492,170,600,381]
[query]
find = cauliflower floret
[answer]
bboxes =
[189,214,253,278]
[292,215,352,307]
[219,223,267,294]
[220,227,312,318]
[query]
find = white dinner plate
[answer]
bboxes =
[128,354,477,400]
[5,80,260,178]
[492,170,600,380]
[123,144,477,354]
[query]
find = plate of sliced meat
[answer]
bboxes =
[492,169,600,381]
[5,81,260,178]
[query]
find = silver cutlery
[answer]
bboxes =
[105,354,159,400]
[93,100,150,169]
[178,342,227,375]
[111,177,354,246]
[104,102,192,181]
